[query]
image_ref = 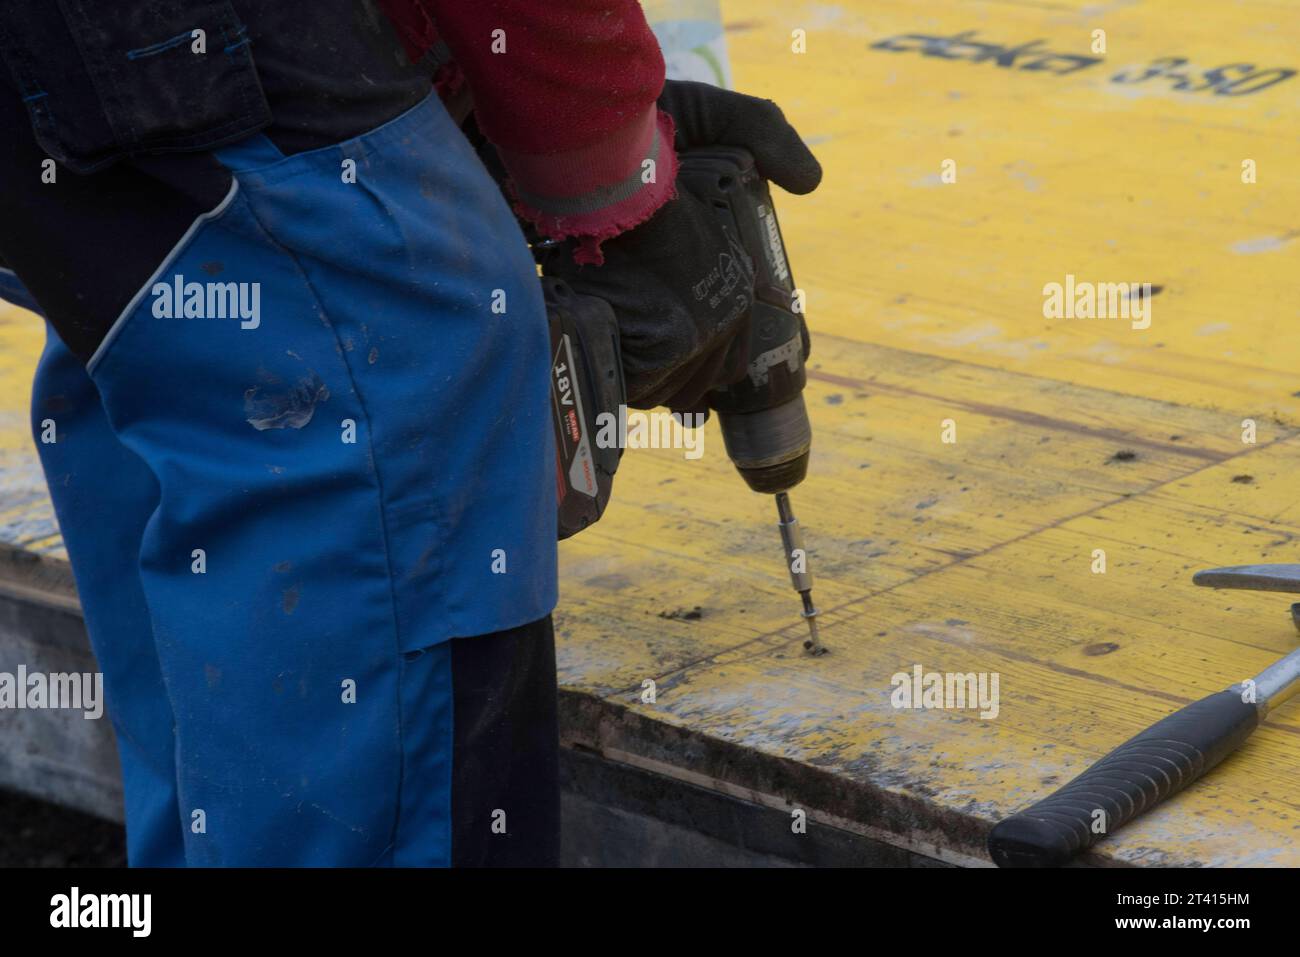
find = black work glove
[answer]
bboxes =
[537,186,754,412]
[658,80,823,196]
[538,80,822,413]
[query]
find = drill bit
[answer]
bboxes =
[775,491,824,655]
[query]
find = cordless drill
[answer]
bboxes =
[546,147,823,654]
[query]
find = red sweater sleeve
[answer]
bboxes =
[377,0,676,263]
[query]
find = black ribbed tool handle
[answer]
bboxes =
[988,689,1260,867]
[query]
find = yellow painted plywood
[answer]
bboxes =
[0,303,57,555]
[555,0,1300,865]
[728,0,1300,416]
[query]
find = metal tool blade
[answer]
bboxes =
[1193,564,1300,594]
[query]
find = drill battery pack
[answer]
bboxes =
[544,277,627,540]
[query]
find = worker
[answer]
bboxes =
[0,0,820,865]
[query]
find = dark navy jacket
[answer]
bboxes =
[0,0,430,360]
[0,0,272,173]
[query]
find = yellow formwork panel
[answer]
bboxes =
[557,0,1300,865]
[0,304,56,554]
[731,0,1299,415]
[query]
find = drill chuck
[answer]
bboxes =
[718,394,811,494]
